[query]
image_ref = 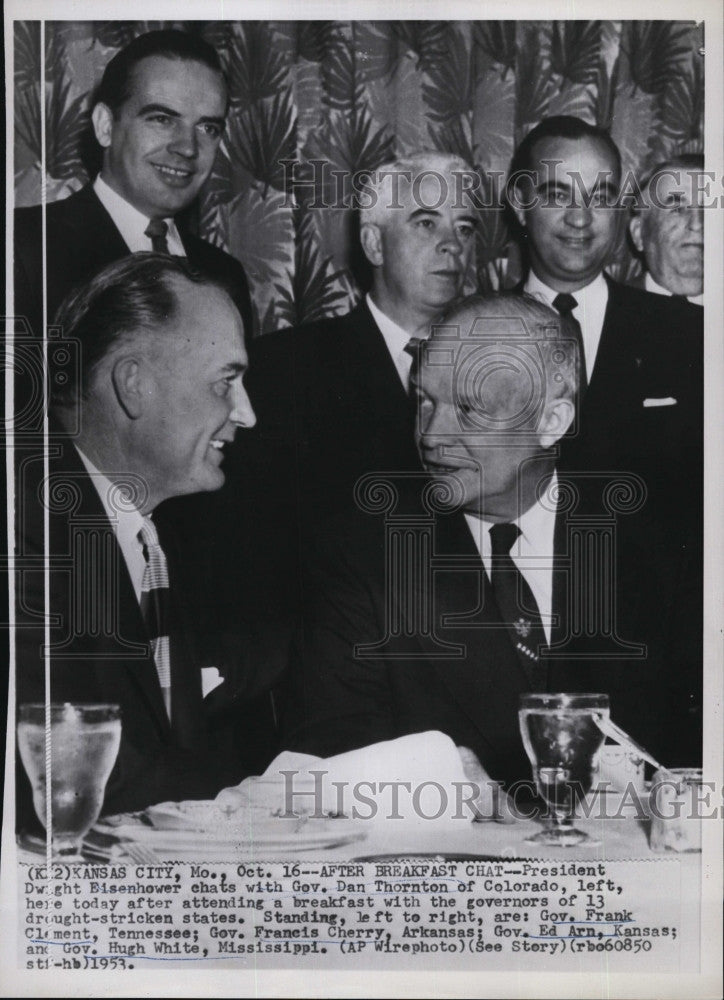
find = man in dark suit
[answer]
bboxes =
[14,29,252,342]
[506,117,702,510]
[225,152,479,618]
[14,254,285,829]
[629,154,704,305]
[283,295,702,784]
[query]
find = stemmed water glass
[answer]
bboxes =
[519,692,609,846]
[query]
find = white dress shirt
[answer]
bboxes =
[76,446,147,603]
[94,174,186,256]
[644,272,703,307]
[524,271,609,383]
[463,474,558,643]
[366,294,417,392]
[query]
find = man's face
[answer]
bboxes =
[630,169,704,296]
[134,280,255,508]
[368,172,477,328]
[414,340,545,520]
[94,55,227,218]
[513,135,621,292]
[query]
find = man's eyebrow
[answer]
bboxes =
[219,362,247,376]
[138,103,181,118]
[408,207,443,220]
[407,208,477,226]
[138,104,226,126]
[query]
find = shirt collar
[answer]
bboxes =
[366,293,417,357]
[524,269,608,312]
[94,174,182,254]
[644,271,703,306]
[75,444,146,551]
[466,471,558,560]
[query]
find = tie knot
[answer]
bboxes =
[489,522,521,556]
[138,516,161,552]
[553,292,578,316]
[145,218,168,240]
[403,337,422,359]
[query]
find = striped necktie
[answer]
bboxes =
[138,516,172,719]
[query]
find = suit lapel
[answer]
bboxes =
[61,185,131,260]
[56,437,172,736]
[420,511,531,744]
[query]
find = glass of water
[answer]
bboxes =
[18,703,121,856]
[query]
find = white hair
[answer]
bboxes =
[359,151,476,228]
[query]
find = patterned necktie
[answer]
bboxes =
[489,522,547,690]
[553,291,587,394]
[138,516,172,719]
[145,218,170,254]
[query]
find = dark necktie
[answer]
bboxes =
[403,337,422,393]
[489,522,548,690]
[403,337,423,434]
[553,292,587,395]
[139,516,172,719]
[145,218,170,254]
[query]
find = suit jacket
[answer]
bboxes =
[559,276,703,519]
[14,431,290,828]
[282,476,702,784]
[213,301,423,622]
[14,183,253,336]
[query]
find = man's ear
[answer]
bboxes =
[111,357,146,419]
[628,214,644,254]
[360,223,383,267]
[538,397,575,449]
[509,179,529,230]
[91,102,114,149]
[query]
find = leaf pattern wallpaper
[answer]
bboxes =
[14,20,704,335]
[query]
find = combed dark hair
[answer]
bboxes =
[95,29,226,115]
[509,115,622,188]
[51,253,228,406]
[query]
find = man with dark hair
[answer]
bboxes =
[284,295,702,781]
[14,254,284,828]
[629,154,704,304]
[506,116,702,515]
[14,28,252,342]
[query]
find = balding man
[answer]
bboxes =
[14,254,287,828]
[284,295,702,782]
[629,154,704,304]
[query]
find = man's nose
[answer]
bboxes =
[168,124,198,159]
[565,203,593,227]
[687,204,704,233]
[438,229,464,256]
[229,381,257,429]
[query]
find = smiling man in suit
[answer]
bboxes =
[14,29,252,340]
[506,117,702,512]
[283,294,702,783]
[14,254,275,829]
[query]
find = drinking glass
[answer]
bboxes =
[519,692,609,846]
[18,703,121,856]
